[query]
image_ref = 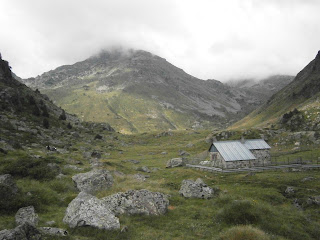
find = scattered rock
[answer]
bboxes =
[56,173,67,179]
[91,151,102,159]
[0,174,19,197]
[301,177,315,182]
[39,227,68,237]
[179,178,215,199]
[0,223,42,240]
[63,192,120,230]
[161,151,167,155]
[102,189,169,216]
[306,196,320,206]
[136,166,151,173]
[166,158,184,168]
[155,131,173,138]
[132,173,149,182]
[64,164,83,171]
[15,206,39,226]
[285,186,295,195]
[113,171,125,177]
[72,169,113,194]
[123,159,140,164]
[185,143,194,148]
[178,150,190,156]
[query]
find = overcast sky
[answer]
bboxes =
[1,0,320,81]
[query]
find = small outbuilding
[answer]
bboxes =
[208,139,271,169]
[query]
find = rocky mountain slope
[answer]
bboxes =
[0,54,114,154]
[232,51,320,131]
[227,75,294,103]
[21,49,288,133]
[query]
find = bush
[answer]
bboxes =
[216,200,262,225]
[218,225,270,240]
[2,157,58,180]
[43,118,49,129]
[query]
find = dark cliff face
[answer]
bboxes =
[0,56,15,85]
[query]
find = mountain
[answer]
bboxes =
[0,54,114,153]
[231,51,320,131]
[227,75,294,102]
[22,49,281,133]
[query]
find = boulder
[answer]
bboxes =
[306,196,320,206]
[39,227,68,237]
[15,206,39,226]
[285,186,295,195]
[179,178,215,199]
[0,223,42,240]
[178,150,190,156]
[132,173,149,182]
[102,189,169,216]
[63,192,120,230]
[136,166,151,173]
[166,158,184,168]
[0,174,19,196]
[72,169,113,194]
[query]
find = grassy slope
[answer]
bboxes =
[43,83,203,134]
[0,129,319,240]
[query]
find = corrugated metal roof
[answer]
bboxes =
[213,141,256,161]
[244,139,271,150]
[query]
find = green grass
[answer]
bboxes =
[0,129,319,239]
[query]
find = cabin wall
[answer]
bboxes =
[210,152,226,168]
[251,149,271,165]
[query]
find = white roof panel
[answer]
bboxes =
[244,139,271,150]
[213,141,256,161]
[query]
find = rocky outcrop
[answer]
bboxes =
[0,174,19,196]
[63,192,120,230]
[0,223,42,240]
[166,158,184,168]
[15,206,39,226]
[179,178,215,199]
[72,169,113,194]
[102,189,169,216]
[39,227,68,237]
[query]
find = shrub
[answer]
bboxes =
[2,157,58,180]
[218,225,270,240]
[43,118,49,129]
[216,200,262,225]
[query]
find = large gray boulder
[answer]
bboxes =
[0,223,42,240]
[102,189,169,216]
[0,174,19,196]
[166,158,184,168]
[15,206,39,226]
[179,178,215,199]
[63,192,120,230]
[72,169,113,194]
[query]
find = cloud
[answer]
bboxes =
[1,0,320,81]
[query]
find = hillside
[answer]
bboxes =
[227,75,294,103]
[231,51,320,131]
[22,49,283,133]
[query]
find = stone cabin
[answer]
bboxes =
[208,139,271,169]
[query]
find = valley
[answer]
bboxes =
[0,51,319,240]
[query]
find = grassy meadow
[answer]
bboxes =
[0,129,319,240]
